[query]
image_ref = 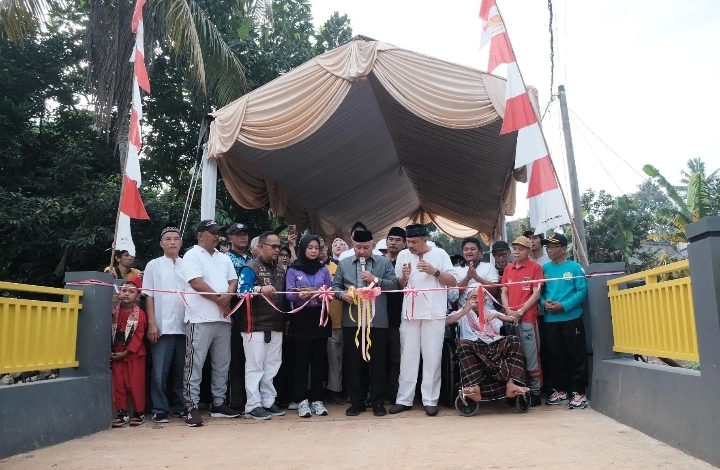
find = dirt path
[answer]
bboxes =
[1,403,715,470]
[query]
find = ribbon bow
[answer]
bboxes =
[402,286,419,320]
[355,286,381,362]
[316,285,335,327]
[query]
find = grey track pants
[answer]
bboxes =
[183,321,232,409]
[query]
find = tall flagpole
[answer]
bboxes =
[492,3,589,266]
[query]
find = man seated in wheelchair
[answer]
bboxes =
[446,288,529,403]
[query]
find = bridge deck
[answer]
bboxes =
[0,403,713,469]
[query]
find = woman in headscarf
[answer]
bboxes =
[330,238,348,263]
[285,234,333,418]
[104,250,142,280]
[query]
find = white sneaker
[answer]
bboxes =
[288,402,299,410]
[569,392,588,409]
[298,399,312,418]
[311,401,328,416]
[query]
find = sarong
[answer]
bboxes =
[456,336,526,400]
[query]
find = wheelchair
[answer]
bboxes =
[441,322,531,417]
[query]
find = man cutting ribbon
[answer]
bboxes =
[332,228,398,417]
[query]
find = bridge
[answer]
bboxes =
[1,217,719,468]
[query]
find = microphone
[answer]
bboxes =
[359,257,366,271]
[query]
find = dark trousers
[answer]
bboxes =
[387,326,401,401]
[149,334,186,414]
[227,318,246,409]
[545,317,589,395]
[538,317,552,394]
[293,338,328,403]
[343,327,388,407]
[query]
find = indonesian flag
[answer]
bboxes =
[115,0,150,256]
[527,156,570,234]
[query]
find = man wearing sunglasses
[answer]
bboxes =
[238,231,289,420]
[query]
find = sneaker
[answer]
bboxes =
[264,403,286,417]
[112,410,129,428]
[546,390,569,405]
[209,403,241,418]
[288,402,299,410]
[569,392,588,409]
[311,401,328,416]
[244,406,272,420]
[185,407,204,427]
[172,409,189,419]
[129,413,145,427]
[152,412,169,423]
[298,399,312,418]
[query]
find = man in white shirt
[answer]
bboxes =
[144,225,188,423]
[389,224,457,417]
[181,220,240,427]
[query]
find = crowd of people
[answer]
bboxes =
[105,219,589,428]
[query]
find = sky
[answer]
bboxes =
[309,0,720,219]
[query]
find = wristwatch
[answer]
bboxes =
[373,276,379,284]
[253,286,262,293]
[517,308,524,316]
[433,269,441,278]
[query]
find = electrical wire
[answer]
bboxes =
[568,114,626,194]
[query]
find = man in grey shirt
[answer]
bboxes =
[332,229,398,417]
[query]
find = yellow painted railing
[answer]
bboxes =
[607,260,698,362]
[0,282,83,374]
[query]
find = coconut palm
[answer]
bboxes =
[643,162,712,243]
[1,0,258,136]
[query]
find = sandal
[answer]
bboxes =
[129,413,145,427]
[112,410,129,428]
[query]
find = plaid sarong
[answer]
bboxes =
[457,336,526,401]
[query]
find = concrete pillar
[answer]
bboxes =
[686,217,720,388]
[585,262,626,360]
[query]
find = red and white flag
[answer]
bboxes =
[480,0,570,234]
[527,156,570,233]
[115,0,150,256]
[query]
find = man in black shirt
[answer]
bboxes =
[384,227,406,403]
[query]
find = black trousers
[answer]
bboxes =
[545,317,588,395]
[343,327,388,407]
[227,317,246,409]
[386,326,401,401]
[293,338,328,403]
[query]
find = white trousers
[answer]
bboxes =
[396,318,446,406]
[242,331,283,412]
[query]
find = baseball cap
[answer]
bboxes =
[196,219,223,233]
[511,236,532,249]
[227,223,249,235]
[541,233,569,247]
[491,240,510,252]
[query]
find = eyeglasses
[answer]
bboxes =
[493,251,510,257]
[262,243,282,250]
[279,253,290,258]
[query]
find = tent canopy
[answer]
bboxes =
[207,37,535,242]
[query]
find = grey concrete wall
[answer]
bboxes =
[0,272,113,460]
[587,219,720,468]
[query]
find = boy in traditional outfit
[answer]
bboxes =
[111,277,147,428]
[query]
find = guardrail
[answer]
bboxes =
[0,282,83,374]
[607,260,698,362]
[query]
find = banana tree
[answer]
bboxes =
[643,163,712,243]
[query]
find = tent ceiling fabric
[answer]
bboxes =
[208,37,536,241]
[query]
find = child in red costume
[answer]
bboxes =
[111,277,147,428]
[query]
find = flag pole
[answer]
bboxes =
[110,135,131,269]
[494,4,589,266]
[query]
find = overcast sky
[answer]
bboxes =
[309,0,720,219]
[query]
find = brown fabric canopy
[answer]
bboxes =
[207,37,536,242]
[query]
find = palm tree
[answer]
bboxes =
[643,161,713,243]
[1,0,257,136]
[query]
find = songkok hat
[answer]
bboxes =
[405,224,429,238]
[387,226,406,240]
[352,230,373,243]
[161,223,181,239]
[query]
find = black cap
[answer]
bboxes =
[491,240,511,252]
[351,221,367,233]
[352,230,373,243]
[405,224,429,238]
[542,233,568,247]
[196,219,223,233]
[524,230,544,239]
[227,223,249,235]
